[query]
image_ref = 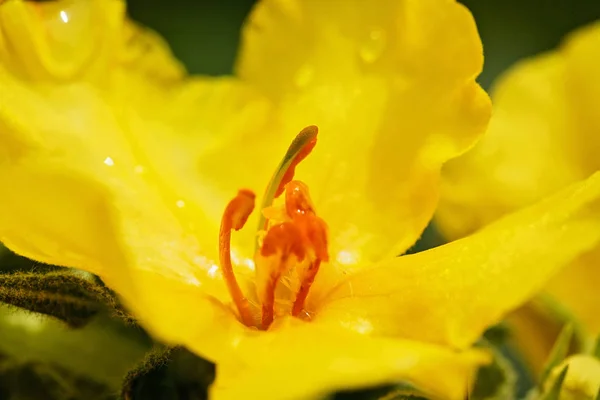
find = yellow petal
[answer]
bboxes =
[0,0,125,81]
[0,67,139,274]
[545,247,600,334]
[437,52,585,240]
[0,3,288,364]
[237,0,491,277]
[546,355,600,400]
[209,317,489,400]
[0,165,121,277]
[437,22,600,240]
[118,19,186,84]
[503,302,568,377]
[436,21,600,338]
[563,22,600,173]
[0,66,252,360]
[317,172,600,349]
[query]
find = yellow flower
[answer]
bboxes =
[437,21,600,352]
[1,1,600,399]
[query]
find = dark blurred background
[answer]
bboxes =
[127,0,600,88]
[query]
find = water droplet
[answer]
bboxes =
[294,64,314,88]
[207,264,220,278]
[103,156,114,166]
[59,10,69,23]
[38,1,96,76]
[133,165,145,174]
[359,28,386,64]
[175,199,185,208]
[336,249,359,266]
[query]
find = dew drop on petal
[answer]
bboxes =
[175,199,185,208]
[359,28,386,64]
[103,156,114,166]
[336,249,359,266]
[59,10,69,23]
[44,2,94,60]
[207,264,220,278]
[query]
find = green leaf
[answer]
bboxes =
[539,324,574,387]
[0,354,114,400]
[0,306,150,389]
[328,383,426,400]
[482,323,511,347]
[471,343,518,400]
[592,335,600,360]
[0,270,134,328]
[539,365,569,400]
[121,346,215,400]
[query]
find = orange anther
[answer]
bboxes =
[261,222,306,260]
[219,189,256,326]
[284,180,315,217]
[284,181,329,262]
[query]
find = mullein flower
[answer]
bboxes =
[1,1,599,399]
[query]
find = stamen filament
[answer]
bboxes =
[292,259,322,317]
[219,189,255,326]
[259,222,306,329]
[261,271,281,329]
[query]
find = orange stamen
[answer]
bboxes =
[285,181,329,262]
[264,182,330,322]
[286,182,329,315]
[219,189,255,326]
[292,259,322,317]
[260,273,278,329]
[260,222,305,329]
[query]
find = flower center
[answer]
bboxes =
[218,126,329,330]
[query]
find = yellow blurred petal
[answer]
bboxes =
[0,66,139,272]
[546,355,600,400]
[0,166,121,277]
[237,0,491,281]
[0,67,246,357]
[563,22,600,173]
[0,0,124,81]
[437,21,600,339]
[0,8,275,332]
[438,53,585,240]
[318,172,600,349]
[209,318,489,400]
[503,302,568,377]
[118,19,186,83]
[545,247,600,335]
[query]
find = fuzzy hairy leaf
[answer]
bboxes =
[121,346,215,400]
[0,270,134,328]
